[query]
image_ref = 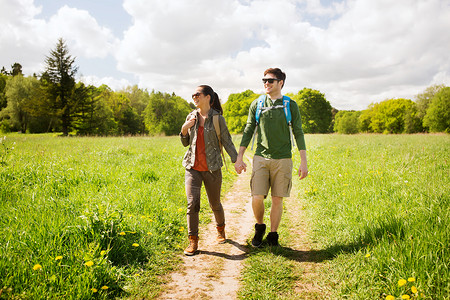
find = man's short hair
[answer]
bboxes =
[264,68,286,88]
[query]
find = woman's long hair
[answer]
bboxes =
[199,85,223,115]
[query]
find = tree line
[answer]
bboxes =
[1,39,448,135]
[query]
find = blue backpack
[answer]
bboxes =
[251,95,294,150]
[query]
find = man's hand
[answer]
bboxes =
[234,158,247,174]
[298,150,308,179]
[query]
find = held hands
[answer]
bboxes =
[234,158,247,174]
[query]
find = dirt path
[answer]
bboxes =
[157,162,254,300]
[157,158,329,299]
[286,184,331,299]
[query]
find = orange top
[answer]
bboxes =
[193,126,208,171]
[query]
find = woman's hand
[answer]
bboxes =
[181,117,196,136]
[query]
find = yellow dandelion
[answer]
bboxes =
[132,243,139,247]
[119,231,126,236]
[386,295,395,300]
[84,261,94,267]
[411,286,418,294]
[91,288,98,293]
[55,256,63,260]
[100,250,106,256]
[134,273,140,277]
[163,208,167,211]
[398,279,407,287]
[179,226,185,232]
[401,295,410,300]
[101,286,109,290]
[365,253,371,258]
[33,264,42,271]
[408,277,415,282]
[147,232,152,235]
[178,208,183,212]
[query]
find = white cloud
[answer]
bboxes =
[79,74,131,91]
[0,0,118,75]
[1,0,449,110]
[114,0,450,109]
[47,6,119,59]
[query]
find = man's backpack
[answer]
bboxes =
[251,95,294,150]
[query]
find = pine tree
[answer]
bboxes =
[43,38,78,135]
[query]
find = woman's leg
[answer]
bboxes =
[185,169,203,236]
[202,169,225,227]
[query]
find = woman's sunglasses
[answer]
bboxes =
[192,92,202,99]
[262,78,281,84]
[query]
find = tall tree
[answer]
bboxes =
[334,110,361,134]
[293,88,332,133]
[223,90,259,134]
[43,38,78,135]
[415,84,445,131]
[2,76,40,132]
[144,91,191,136]
[11,63,23,77]
[118,85,150,133]
[423,87,450,133]
[0,73,8,110]
[363,98,414,134]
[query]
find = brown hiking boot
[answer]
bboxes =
[216,225,226,244]
[184,235,199,256]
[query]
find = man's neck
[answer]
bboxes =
[267,92,283,100]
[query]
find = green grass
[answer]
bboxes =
[2,134,449,299]
[0,133,236,299]
[238,134,449,299]
[295,134,449,299]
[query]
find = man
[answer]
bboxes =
[234,67,308,247]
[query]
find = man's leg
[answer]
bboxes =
[252,195,265,224]
[251,194,266,247]
[270,196,283,232]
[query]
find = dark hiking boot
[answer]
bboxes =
[251,223,266,247]
[266,231,279,246]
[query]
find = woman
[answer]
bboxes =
[180,85,238,256]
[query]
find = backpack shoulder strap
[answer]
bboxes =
[213,114,227,170]
[213,114,221,146]
[255,95,266,125]
[282,95,292,125]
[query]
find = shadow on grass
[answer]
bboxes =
[247,214,407,263]
[192,215,406,264]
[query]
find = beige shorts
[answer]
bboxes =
[251,155,293,198]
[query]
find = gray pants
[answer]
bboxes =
[185,168,224,236]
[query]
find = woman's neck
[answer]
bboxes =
[198,106,210,117]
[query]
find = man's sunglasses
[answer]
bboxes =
[192,92,202,99]
[262,78,281,84]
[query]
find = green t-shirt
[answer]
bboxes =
[240,95,306,159]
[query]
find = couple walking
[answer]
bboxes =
[180,68,308,256]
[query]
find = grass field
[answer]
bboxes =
[1,133,449,299]
[0,133,236,299]
[239,134,449,299]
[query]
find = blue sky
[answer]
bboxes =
[1,0,449,110]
